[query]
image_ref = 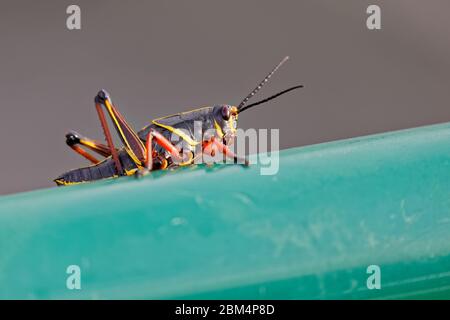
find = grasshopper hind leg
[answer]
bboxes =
[65,130,113,164]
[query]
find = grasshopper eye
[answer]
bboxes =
[221,106,231,120]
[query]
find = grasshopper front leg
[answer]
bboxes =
[202,137,249,166]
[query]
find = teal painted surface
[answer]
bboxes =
[1,123,450,299]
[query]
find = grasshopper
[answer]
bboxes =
[55,56,302,186]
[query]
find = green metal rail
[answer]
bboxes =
[1,122,450,299]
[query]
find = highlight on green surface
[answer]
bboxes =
[1,122,450,299]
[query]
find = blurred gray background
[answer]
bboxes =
[1,0,450,195]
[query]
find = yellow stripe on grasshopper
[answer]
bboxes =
[104,99,144,166]
[214,120,225,138]
[152,121,200,146]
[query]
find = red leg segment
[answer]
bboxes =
[145,131,153,170]
[207,137,249,165]
[95,101,123,174]
[95,90,147,168]
[69,145,100,164]
[149,129,183,162]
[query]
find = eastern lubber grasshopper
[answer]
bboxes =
[54,56,302,186]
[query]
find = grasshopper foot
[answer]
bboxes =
[134,168,150,179]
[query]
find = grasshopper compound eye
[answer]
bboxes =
[221,106,231,120]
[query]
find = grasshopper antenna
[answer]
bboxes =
[237,56,290,112]
[238,85,303,113]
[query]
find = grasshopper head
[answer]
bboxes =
[212,104,239,145]
[211,57,303,145]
